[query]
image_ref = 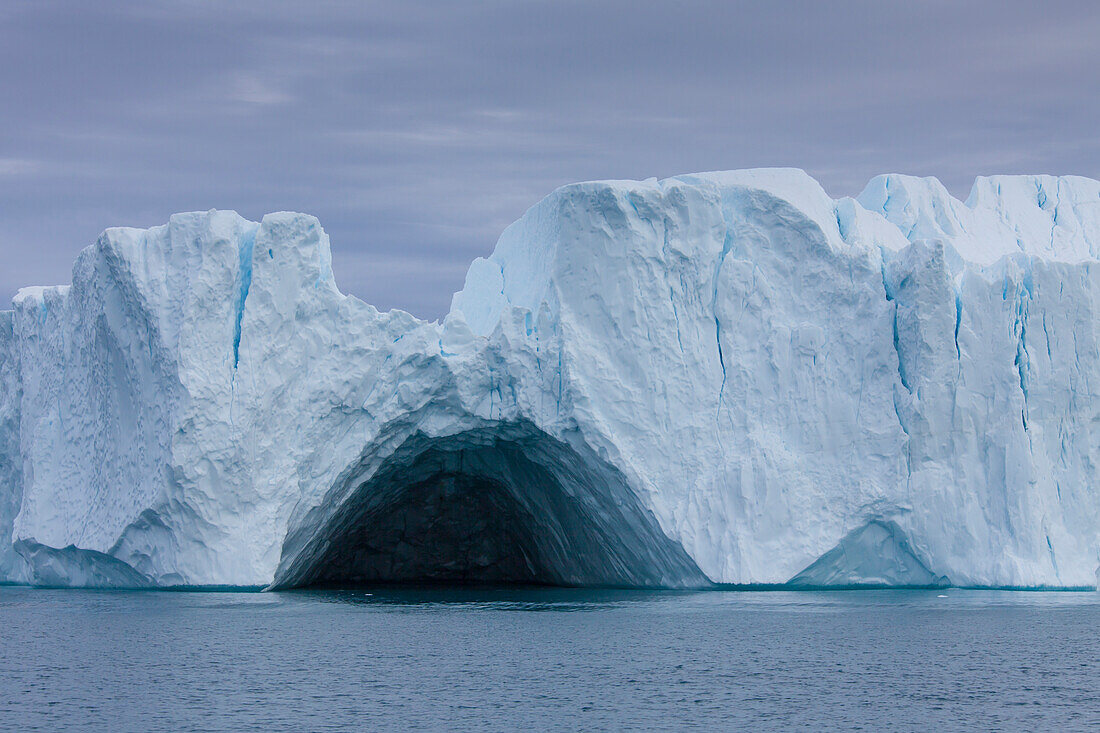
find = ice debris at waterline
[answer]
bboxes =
[2,169,1100,590]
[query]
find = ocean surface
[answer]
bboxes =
[1,586,1098,732]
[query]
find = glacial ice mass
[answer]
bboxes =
[2,169,1099,590]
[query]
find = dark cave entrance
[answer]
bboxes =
[272,423,708,589]
[308,471,562,586]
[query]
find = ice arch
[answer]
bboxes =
[271,422,708,589]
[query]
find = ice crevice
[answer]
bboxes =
[954,287,963,361]
[878,252,914,395]
[232,223,259,368]
[1012,267,1033,428]
[711,191,739,418]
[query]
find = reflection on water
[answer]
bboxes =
[287,583,1100,612]
[290,584,687,611]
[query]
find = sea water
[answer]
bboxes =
[1,587,1098,731]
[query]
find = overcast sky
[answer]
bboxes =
[3,1,1099,318]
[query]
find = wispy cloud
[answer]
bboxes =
[0,158,44,176]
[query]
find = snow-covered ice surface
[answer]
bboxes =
[1,169,1099,590]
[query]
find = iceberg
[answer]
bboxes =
[1,169,1098,590]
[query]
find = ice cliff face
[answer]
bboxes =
[1,169,1099,589]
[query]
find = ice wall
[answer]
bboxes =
[0,311,23,581]
[1,170,1098,589]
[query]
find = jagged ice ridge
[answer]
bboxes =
[2,169,1099,590]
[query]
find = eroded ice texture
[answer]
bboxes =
[1,170,1099,589]
[13,540,152,589]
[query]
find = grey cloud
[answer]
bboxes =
[1,0,1098,317]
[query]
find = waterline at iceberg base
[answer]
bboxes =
[2,169,1099,591]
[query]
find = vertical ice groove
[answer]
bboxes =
[877,245,914,496]
[712,191,736,417]
[1013,266,1033,428]
[879,255,894,302]
[1049,178,1061,253]
[891,306,910,393]
[232,224,259,368]
[1042,313,1052,361]
[1045,534,1059,579]
[953,298,962,361]
[713,312,727,401]
[669,286,685,354]
[834,204,849,242]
